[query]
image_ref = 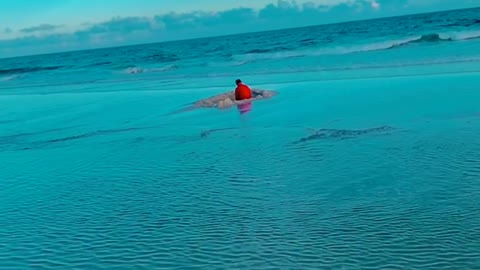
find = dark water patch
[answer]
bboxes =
[245,48,273,54]
[471,19,480,26]
[200,128,237,138]
[0,66,64,75]
[293,126,396,144]
[245,46,292,54]
[414,33,453,43]
[0,126,83,152]
[143,53,179,62]
[0,119,17,124]
[46,132,100,143]
[0,126,80,143]
[88,61,112,67]
[446,18,480,27]
[44,127,151,144]
[300,38,317,45]
[381,33,454,52]
[2,125,167,152]
[442,23,464,27]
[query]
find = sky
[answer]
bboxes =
[0,0,478,57]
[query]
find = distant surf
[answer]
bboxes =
[124,64,178,74]
[0,75,19,82]
[0,7,479,90]
[232,31,480,64]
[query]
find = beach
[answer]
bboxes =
[1,7,480,269]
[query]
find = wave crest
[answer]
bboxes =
[0,75,19,82]
[124,64,178,74]
[231,31,480,64]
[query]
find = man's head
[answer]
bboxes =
[235,79,242,86]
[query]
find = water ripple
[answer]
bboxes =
[2,126,480,268]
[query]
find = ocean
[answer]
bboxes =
[1,7,480,269]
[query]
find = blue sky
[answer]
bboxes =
[0,0,478,57]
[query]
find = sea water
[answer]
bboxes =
[1,7,480,269]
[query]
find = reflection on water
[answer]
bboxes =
[237,102,253,115]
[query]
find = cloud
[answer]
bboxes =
[20,24,64,33]
[371,0,380,9]
[86,17,164,34]
[3,28,12,33]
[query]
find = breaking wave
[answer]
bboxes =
[124,65,178,74]
[0,8,479,90]
[232,31,480,63]
[0,75,19,82]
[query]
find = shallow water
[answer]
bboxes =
[2,7,480,270]
[2,70,480,269]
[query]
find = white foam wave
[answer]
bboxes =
[0,75,19,82]
[444,30,480,41]
[231,37,417,63]
[124,65,178,74]
[232,30,480,64]
[125,67,144,74]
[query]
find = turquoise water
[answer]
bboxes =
[1,7,480,269]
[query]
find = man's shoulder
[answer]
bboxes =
[235,84,252,91]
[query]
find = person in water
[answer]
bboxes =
[168,80,276,115]
[216,79,253,109]
[186,79,276,111]
[234,79,253,114]
[234,79,252,101]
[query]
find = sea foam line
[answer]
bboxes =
[232,31,480,62]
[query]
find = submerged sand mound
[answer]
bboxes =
[194,89,277,109]
[169,89,277,114]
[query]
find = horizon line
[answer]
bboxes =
[1,6,478,60]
